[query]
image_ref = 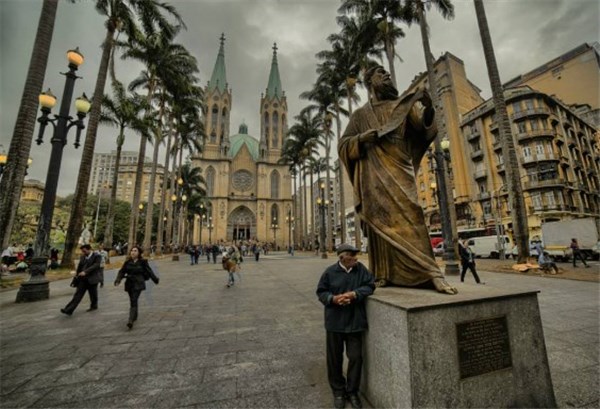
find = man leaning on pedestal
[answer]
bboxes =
[316,244,375,409]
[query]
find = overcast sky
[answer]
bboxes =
[1,0,598,196]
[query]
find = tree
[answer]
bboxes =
[99,79,148,250]
[473,0,529,261]
[338,0,407,87]
[0,0,62,251]
[62,0,184,268]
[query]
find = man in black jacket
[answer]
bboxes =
[316,243,375,409]
[61,244,102,315]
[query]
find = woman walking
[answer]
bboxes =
[114,246,159,329]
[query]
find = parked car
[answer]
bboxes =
[433,242,445,256]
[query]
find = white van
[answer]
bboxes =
[467,235,512,259]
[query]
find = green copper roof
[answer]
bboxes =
[230,125,259,160]
[266,43,283,99]
[208,33,227,93]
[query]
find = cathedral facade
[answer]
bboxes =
[190,35,293,248]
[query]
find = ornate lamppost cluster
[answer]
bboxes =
[316,181,329,259]
[427,138,459,276]
[271,217,279,248]
[17,48,91,303]
[286,209,294,255]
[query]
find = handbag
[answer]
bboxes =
[70,276,80,287]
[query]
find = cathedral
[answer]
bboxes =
[190,35,293,247]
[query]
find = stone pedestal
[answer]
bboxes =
[16,256,50,302]
[362,285,556,408]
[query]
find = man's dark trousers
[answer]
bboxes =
[326,331,363,396]
[64,280,98,313]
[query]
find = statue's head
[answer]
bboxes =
[364,64,398,100]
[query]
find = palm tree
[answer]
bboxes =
[99,79,148,250]
[0,0,62,251]
[338,0,407,87]
[473,0,529,261]
[179,163,206,247]
[286,111,321,247]
[122,24,197,247]
[62,0,184,268]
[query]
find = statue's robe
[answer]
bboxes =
[339,91,443,286]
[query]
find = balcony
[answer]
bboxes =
[466,130,480,142]
[477,192,491,201]
[522,152,557,165]
[554,132,565,144]
[470,149,484,160]
[496,163,505,173]
[489,121,498,132]
[511,107,550,121]
[523,178,565,190]
[492,141,502,152]
[473,169,487,180]
[528,204,570,213]
[516,129,555,143]
[548,112,559,123]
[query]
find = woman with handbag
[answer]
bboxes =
[114,245,159,329]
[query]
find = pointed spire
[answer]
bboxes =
[208,33,227,93]
[266,42,283,99]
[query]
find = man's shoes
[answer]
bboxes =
[86,307,98,312]
[348,394,362,409]
[127,322,133,329]
[60,308,72,316]
[333,395,346,409]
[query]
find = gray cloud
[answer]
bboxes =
[1,0,597,196]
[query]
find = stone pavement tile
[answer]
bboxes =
[30,376,135,408]
[208,340,264,355]
[150,342,210,360]
[548,347,598,373]
[161,380,238,407]
[552,328,600,348]
[128,370,205,393]
[174,352,237,372]
[203,361,272,382]
[236,372,311,398]
[276,385,332,409]
[0,387,52,408]
[1,347,74,367]
[552,366,600,408]
[243,391,281,408]
[103,358,177,379]
[165,328,214,340]
[544,333,580,352]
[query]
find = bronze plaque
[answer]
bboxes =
[456,316,512,379]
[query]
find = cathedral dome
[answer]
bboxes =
[229,123,259,160]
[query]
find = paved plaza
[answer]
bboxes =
[0,253,598,408]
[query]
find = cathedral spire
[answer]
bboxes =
[266,43,284,99]
[208,33,227,93]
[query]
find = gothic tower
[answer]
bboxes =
[204,33,232,159]
[260,43,288,163]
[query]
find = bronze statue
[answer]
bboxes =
[339,65,457,295]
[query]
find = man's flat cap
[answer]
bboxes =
[336,243,360,255]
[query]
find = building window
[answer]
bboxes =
[530,119,539,131]
[535,143,545,156]
[517,122,527,133]
[512,102,521,113]
[525,99,534,111]
[271,204,279,226]
[206,166,215,197]
[270,170,280,199]
[545,192,556,207]
[482,200,492,216]
[211,104,218,135]
[522,146,532,159]
[264,112,270,145]
[272,112,279,148]
[532,193,542,209]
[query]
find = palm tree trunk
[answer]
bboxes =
[474,0,529,262]
[309,168,315,249]
[385,39,397,88]
[156,118,173,255]
[302,169,308,248]
[62,24,116,268]
[128,81,156,246]
[325,136,332,252]
[165,145,177,249]
[103,128,125,250]
[417,2,459,274]
[0,0,58,251]
[142,100,165,254]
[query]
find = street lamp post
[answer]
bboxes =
[208,216,214,243]
[17,48,90,303]
[317,182,329,259]
[0,145,7,178]
[286,210,294,255]
[271,218,279,249]
[427,139,459,276]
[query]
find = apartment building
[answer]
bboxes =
[460,86,599,238]
[88,151,144,196]
[116,163,165,203]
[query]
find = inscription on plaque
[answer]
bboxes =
[456,316,512,379]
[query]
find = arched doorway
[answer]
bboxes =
[228,206,256,241]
